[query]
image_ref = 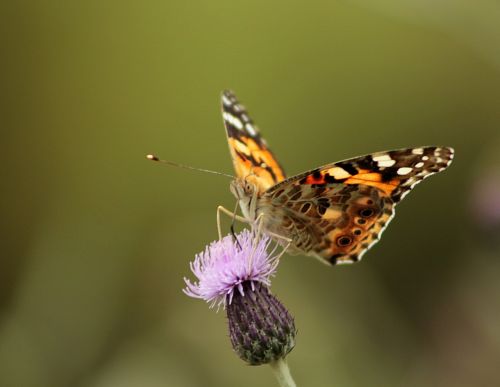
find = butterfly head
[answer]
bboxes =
[230,177,259,221]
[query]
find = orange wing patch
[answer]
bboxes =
[299,167,400,196]
[228,136,285,191]
[222,90,286,191]
[343,170,401,196]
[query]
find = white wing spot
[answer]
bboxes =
[415,162,424,168]
[223,112,243,130]
[373,154,392,162]
[222,95,232,106]
[397,167,413,175]
[377,159,396,167]
[245,123,257,136]
[412,148,424,155]
[422,156,429,161]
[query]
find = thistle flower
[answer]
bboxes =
[183,229,281,310]
[183,229,297,385]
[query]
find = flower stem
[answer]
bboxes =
[270,358,297,387]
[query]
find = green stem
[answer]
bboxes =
[270,358,297,387]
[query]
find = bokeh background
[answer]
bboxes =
[2,1,500,386]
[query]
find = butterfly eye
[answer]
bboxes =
[336,236,353,247]
[359,208,374,218]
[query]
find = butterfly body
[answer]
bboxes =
[222,90,454,265]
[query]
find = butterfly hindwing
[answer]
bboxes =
[262,147,454,264]
[261,182,394,264]
[222,90,286,192]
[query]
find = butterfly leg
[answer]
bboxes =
[217,206,291,261]
[269,231,292,262]
[217,205,249,240]
[252,213,292,263]
[253,212,265,239]
[267,230,292,244]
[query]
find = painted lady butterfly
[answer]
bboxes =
[222,90,454,265]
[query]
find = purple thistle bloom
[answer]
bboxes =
[183,229,280,310]
[183,228,296,367]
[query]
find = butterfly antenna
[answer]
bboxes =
[230,199,242,250]
[146,154,234,179]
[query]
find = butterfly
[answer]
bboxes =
[221,90,454,265]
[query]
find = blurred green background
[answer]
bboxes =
[2,1,500,386]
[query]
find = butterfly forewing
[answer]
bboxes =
[221,90,286,192]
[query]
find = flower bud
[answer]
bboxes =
[227,281,296,365]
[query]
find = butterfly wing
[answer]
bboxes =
[262,146,454,265]
[221,90,286,192]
